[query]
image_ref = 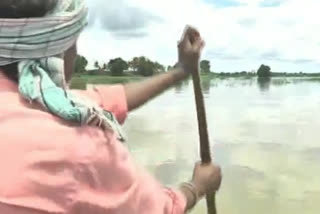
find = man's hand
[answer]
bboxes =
[179,161,222,211]
[178,25,205,73]
[192,162,222,198]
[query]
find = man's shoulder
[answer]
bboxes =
[0,94,109,157]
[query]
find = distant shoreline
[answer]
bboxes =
[70,72,320,89]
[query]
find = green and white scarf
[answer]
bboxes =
[0,0,126,142]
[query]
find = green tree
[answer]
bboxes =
[102,63,107,71]
[128,57,140,73]
[74,55,88,73]
[94,61,100,70]
[200,60,211,73]
[154,62,165,73]
[108,58,128,76]
[129,56,158,76]
[257,64,271,78]
[136,57,156,76]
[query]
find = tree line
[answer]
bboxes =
[75,55,214,77]
[75,55,167,77]
[75,55,319,78]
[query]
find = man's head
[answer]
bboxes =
[0,0,57,18]
[0,1,114,136]
[0,0,78,82]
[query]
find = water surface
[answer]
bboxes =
[121,77,320,213]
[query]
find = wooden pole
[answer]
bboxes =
[191,70,217,214]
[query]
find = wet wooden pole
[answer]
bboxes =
[191,70,217,214]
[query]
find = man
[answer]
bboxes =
[0,0,222,213]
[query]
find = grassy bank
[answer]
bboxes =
[70,74,144,89]
[70,73,220,89]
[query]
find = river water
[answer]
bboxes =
[121,77,320,214]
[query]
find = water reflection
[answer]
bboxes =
[123,77,320,214]
[201,78,211,94]
[175,77,212,95]
[257,77,271,92]
[174,79,189,94]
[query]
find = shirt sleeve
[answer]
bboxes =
[71,85,128,124]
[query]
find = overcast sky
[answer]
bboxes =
[77,0,320,73]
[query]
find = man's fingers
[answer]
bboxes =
[193,37,205,53]
[186,26,200,44]
[178,25,200,47]
[178,25,191,47]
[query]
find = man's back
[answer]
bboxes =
[0,74,186,214]
[0,75,111,213]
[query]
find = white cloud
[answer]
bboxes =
[78,0,320,72]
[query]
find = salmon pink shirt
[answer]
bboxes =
[0,72,186,214]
